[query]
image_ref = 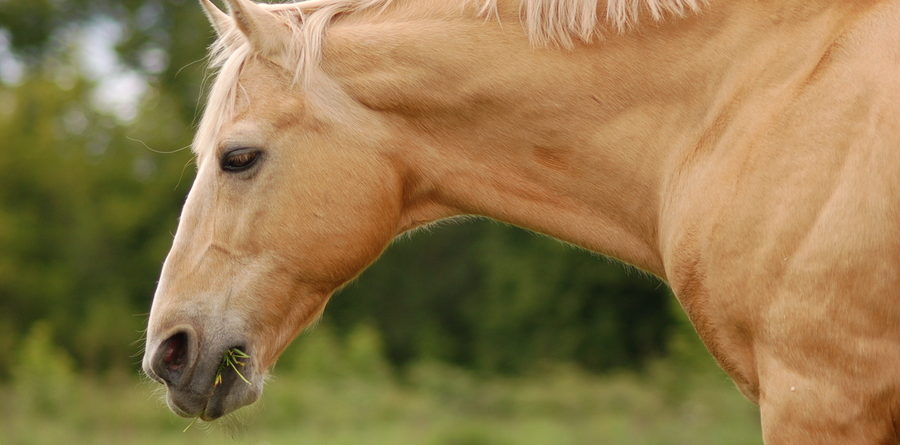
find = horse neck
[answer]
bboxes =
[322,0,862,277]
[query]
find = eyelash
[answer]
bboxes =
[220,148,263,173]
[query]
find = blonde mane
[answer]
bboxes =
[195,0,703,152]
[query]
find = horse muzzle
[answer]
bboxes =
[143,325,262,420]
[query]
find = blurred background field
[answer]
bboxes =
[2,321,760,445]
[0,0,759,443]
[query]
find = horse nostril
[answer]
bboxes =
[153,330,192,386]
[162,332,188,369]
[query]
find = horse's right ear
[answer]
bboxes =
[199,0,231,37]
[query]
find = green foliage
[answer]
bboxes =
[0,70,191,375]
[10,322,78,415]
[281,324,347,378]
[279,323,392,386]
[345,323,392,380]
[75,296,144,374]
[332,222,673,374]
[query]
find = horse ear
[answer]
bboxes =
[199,0,231,37]
[221,0,289,57]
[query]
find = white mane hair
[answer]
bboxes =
[195,0,703,152]
[210,0,705,73]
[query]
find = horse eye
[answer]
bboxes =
[221,148,262,172]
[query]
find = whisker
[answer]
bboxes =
[175,56,207,79]
[126,136,192,155]
[174,157,197,190]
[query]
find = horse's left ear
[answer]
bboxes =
[199,0,231,37]
[222,0,290,57]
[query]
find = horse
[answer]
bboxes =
[141,0,900,443]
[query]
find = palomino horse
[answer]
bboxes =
[142,0,900,442]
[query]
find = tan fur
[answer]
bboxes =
[144,0,900,441]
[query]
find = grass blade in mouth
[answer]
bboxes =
[183,417,199,432]
[215,347,252,387]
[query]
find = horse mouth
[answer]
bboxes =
[165,359,262,421]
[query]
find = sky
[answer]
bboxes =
[75,17,149,122]
[0,15,155,123]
